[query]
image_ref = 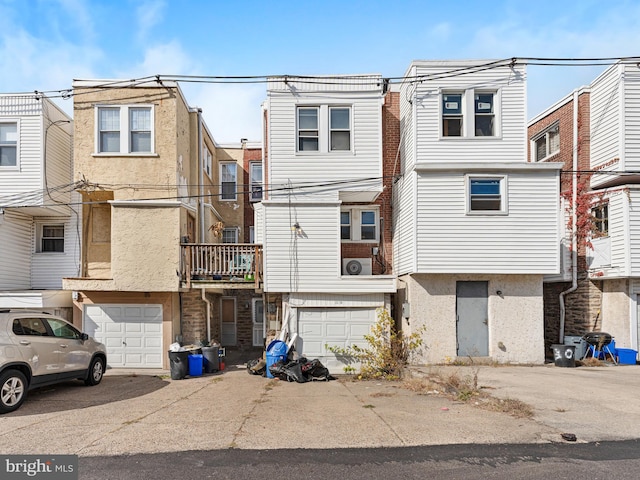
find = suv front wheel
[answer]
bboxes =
[84,357,105,386]
[0,370,28,414]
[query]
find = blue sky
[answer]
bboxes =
[1,0,639,142]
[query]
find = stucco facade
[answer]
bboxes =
[401,274,545,365]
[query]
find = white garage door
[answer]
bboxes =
[84,304,163,368]
[298,307,376,373]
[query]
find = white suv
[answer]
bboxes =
[0,310,107,413]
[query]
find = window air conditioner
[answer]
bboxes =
[342,258,372,276]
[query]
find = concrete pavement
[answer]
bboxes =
[0,360,638,457]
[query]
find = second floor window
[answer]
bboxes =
[203,146,212,178]
[297,105,352,153]
[468,177,505,213]
[0,122,18,167]
[532,123,560,161]
[220,163,237,200]
[41,225,64,252]
[592,203,609,236]
[222,227,239,244]
[250,162,263,201]
[341,207,379,242]
[97,105,154,154]
[442,94,463,137]
[330,107,350,151]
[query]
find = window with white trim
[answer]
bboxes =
[467,176,506,213]
[592,203,608,236]
[38,225,64,252]
[0,122,18,167]
[249,226,255,244]
[340,207,379,242]
[220,162,237,201]
[296,105,352,153]
[297,107,319,151]
[532,123,560,161]
[222,227,239,244]
[442,90,498,138]
[96,105,154,154]
[250,162,262,201]
[329,107,350,151]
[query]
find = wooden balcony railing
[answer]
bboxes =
[181,243,263,288]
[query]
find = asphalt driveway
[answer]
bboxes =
[0,362,637,456]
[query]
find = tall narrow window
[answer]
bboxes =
[297,107,319,151]
[593,203,609,236]
[98,107,120,153]
[42,225,64,252]
[442,93,463,137]
[250,162,262,201]
[129,107,151,152]
[220,163,237,200]
[340,211,351,240]
[330,107,350,151]
[361,211,376,240]
[203,146,212,178]
[474,93,495,136]
[0,122,17,167]
[469,178,503,212]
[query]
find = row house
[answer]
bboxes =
[62,80,262,369]
[0,94,78,317]
[257,61,562,368]
[530,62,640,361]
[394,60,562,364]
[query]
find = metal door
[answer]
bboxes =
[456,281,489,356]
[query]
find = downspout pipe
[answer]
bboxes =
[558,90,580,344]
[201,288,212,342]
[197,108,205,243]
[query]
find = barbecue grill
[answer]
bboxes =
[581,331,617,364]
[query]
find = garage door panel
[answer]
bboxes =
[84,304,163,368]
[326,323,347,336]
[298,307,377,372]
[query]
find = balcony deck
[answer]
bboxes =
[181,244,262,289]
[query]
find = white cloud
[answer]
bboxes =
[136,0,166,41]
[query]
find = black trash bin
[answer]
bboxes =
[168,351,189,379]
[551,344,576,368]
[201,344,220,373]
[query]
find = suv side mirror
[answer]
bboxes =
[81,333,89,341]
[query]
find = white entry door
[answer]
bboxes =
[84,304,163,368]
[297,307,376,372]
[252,298,264,347]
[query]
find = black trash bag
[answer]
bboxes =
[268,360,287,378]
[246,358,266,376]
[279,360,308,383]
[302,358,334,381]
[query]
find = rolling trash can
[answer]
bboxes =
[551,344,576,368]
[188,353,204,377]
[168,351,189,380]
[265,340,288,379]
[201,344,220,373]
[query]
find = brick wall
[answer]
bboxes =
[181,290,207,344]
[530,91,602,358]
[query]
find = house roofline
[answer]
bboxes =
[528,86,590,126]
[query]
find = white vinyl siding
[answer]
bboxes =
[261,201,394,293]
[590,65,621,188]
[392,171,417,276]
[0,211,32,289]
[31,209,81,289]
[627,190,640,276]
[623,65,640,174]
[412,62,526,163]
[414,170,559,273]
[266,77,383,199]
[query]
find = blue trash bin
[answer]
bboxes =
[265,340,288,378]
[188,353,204,377]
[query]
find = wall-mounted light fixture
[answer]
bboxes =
[292,222,302,235]
[496,290,504,298]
